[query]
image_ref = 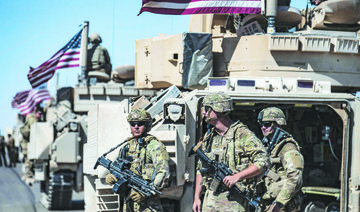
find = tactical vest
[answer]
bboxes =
[202,121,254,188]
[87,45,111,74]
[263,134,302,199]
[119,135,158,181]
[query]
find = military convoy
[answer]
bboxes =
[24,78,157,209]
[22,22,158,209]
[86,0,360,211]
[22,0,360,211]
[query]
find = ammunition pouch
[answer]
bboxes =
[210,179,221,193]
[265,169,280,182]
[160,185,184,200]
[142,164,155,181]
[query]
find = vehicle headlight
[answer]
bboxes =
[69,122,78,132]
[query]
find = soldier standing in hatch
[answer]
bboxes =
[256,107,304,212]
[105,108,170,212]
[86,33,112,81]
[192,92,270,212]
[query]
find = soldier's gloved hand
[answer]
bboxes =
[129,189,147,203]
[105,173,117,185]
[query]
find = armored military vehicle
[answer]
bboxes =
[25,22,158,210]
[26,82,157,210]
[87,0,360,211]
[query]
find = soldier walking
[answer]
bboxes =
[105,108,170,212]
[192,92,270,212]
[256,107,304,212]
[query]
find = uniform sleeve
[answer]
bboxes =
[275,145,304,206]
[235,127,270,173]
[148,140,170,189]
[195,142,207,173]
[104,48,111,64]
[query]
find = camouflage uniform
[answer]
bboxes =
[87,33,112,77]
[117,108,170,212]
[20,113,37,181]
[0,135,7,167]
[257,107,304,211]
[7,135,17,167]
[197,93,270,212]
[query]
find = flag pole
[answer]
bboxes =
[80,21,89,84]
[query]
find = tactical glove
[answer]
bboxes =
[129,189,147,203]
[105,173,117,185]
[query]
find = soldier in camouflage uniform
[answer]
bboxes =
[256,107,304,212]
[86,33,112,82]
[20,113,38,185]
[193,92,270,212]
[105,108,170,212]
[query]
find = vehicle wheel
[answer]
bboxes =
[41,171,74,210]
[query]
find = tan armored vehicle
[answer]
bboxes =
[24,22,159,210]
[88,0,360,211]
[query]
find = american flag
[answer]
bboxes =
[12,89,52,115]
[27,28,83,88]
[11,90,30,108]
[138,0,262,15]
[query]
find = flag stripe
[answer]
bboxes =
[140,6,260,15]
[55,47,81,70]
[29,67,56,88]
[11,90,30,108]
[17,90,50,109]
[17,89,52,115]
[139,0,261,15]
[27,29,82,88]
[28,50,63,77]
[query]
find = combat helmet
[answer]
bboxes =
[127,108,152,130]
[90,33,102,44]
[203,92,234,113]
[258,107,286,125]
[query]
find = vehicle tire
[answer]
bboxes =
[41,171,74,210]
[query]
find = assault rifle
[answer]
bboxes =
[188,143,259,207]
[94,155,162,197]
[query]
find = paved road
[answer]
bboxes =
[0,163,84,212]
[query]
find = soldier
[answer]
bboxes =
[7,134,17,167]
[192,92,270,212]
[0,134,8,167]
[86,33,112,82]
[19,112,38,184]
[256,107,304,212]
[105,108,170,212]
